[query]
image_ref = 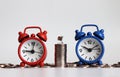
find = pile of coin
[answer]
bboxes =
[0,62,120,68]
[66,62,77,67]
[0,63,113,68]
[55,36,67,67]
[76,63,100,68]
[100,64,110,68]
[111,62,120,68]
[66,62,111,68]
[0,63,20,68]
[44,63,55,68]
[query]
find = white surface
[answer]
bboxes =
[0,0,120,64]
[0,68,120,77]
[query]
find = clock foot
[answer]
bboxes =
[78,61,83,65]
[97,60,103,65]
[39,62,44,67]
[20,62,25,67]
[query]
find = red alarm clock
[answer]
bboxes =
[18,26,47,67]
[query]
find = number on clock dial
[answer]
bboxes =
[21,40,44,62]
[78,38,102,61]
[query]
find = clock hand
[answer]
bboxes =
[23,50,32,53]
[26,50,35,54]
[27,50,33,52]
[92,48,100,50]
[31,42,35,50]
[91,45,99,50]
[23,50,35,54]
[34,50,43,54]
[81,46,89,50]
[81,46,93,52]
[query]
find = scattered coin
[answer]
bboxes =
[101,64,110,68]
[118,62,120,65]
[89,64,100,68]
[1,62,120,68]
[0,63,20,68]
[111,62,120,68]
[0,64,7,68]
[15,64,20,68]
[66,63,77,67]
[7,63,16,68]
[44,63,55,67]
[79,64,90,68]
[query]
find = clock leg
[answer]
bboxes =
[39,62,44,67]
[78,61,83,65]
[98,60,103,65]
[20,62,25,67]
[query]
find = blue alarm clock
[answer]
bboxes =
[75,24,105,65]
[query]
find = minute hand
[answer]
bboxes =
[91,45,99,50]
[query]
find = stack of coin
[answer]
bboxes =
[55,36,67,67]
[55,44,67,67]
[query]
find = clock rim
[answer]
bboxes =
[75,36,104,64]
[18,37,47,66]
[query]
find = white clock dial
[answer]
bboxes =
[20,39,44,62]
[77,38,102,61]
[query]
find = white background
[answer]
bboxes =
[0,0,120,65]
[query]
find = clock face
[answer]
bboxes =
[76,37,103,62]
[19,39,44,63]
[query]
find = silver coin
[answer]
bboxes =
[55,44,67,67]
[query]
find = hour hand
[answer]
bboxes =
[81,46,89,50]
[26,50,32,52]
[23,50,31,53]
